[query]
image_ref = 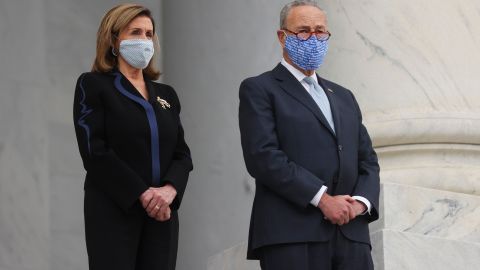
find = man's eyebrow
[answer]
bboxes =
[295,25,311,30]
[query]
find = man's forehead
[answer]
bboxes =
[286,6,327,28]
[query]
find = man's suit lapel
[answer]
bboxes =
[272,64,336,137]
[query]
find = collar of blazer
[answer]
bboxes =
[272,63,340,138]
[110,68,156,103]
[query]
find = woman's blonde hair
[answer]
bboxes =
[92,4,160,80]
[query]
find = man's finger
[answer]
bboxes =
[345,196,356,203]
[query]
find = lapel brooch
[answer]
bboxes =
[327,88,334,93]
[156,96,171,109]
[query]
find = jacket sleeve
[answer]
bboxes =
[162,86,193,210]
[350,91,380,222]
[73,73,148,212]
[239,78,324,208]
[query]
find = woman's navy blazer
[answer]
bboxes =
[73,70,193,212]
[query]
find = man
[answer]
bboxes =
[238,1,380,269]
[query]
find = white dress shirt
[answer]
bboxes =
[280,59,371,214]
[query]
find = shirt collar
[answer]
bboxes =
[280,58,318,84]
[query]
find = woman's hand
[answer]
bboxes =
[139,184,177,221]
[155,205,171,222]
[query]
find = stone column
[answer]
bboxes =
[0,1,51,269]
[321,0,480,269]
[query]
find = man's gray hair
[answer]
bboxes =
[280,1,324,29]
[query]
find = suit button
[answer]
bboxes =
[338,145,343,151]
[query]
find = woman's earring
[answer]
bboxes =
[111,47,118,57]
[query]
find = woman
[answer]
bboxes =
[73,4,193,270]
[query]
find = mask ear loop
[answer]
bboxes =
[280,30,288,40]
[279,30,290,50]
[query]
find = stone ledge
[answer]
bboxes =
[372,230,480,270]
[371,182,480,243]
[377,144,480,196]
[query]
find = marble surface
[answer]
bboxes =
[371,183,480,243]
[372,230,480,270]
[377,144,480,195]
[318,0,480,151]
[366,111,480,148]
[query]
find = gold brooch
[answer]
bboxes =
[156,96,171,109]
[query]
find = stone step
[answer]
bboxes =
[372,230,480,270]
[370,182,480,243]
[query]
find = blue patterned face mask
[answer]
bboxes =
[284,35,328,71]
[119,39,154,69]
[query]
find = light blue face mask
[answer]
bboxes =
[119,39,154,69]
[284,35,328,71]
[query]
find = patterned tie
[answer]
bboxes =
[303,76,335,133]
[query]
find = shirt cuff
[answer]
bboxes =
[352,196,371,215]
[310,185,328,207]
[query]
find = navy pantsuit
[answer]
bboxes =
[239,64,380,268]
[73,70,192,270]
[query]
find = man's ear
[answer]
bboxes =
[277,30,286,47]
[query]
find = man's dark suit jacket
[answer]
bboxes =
[239,63,380,259]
